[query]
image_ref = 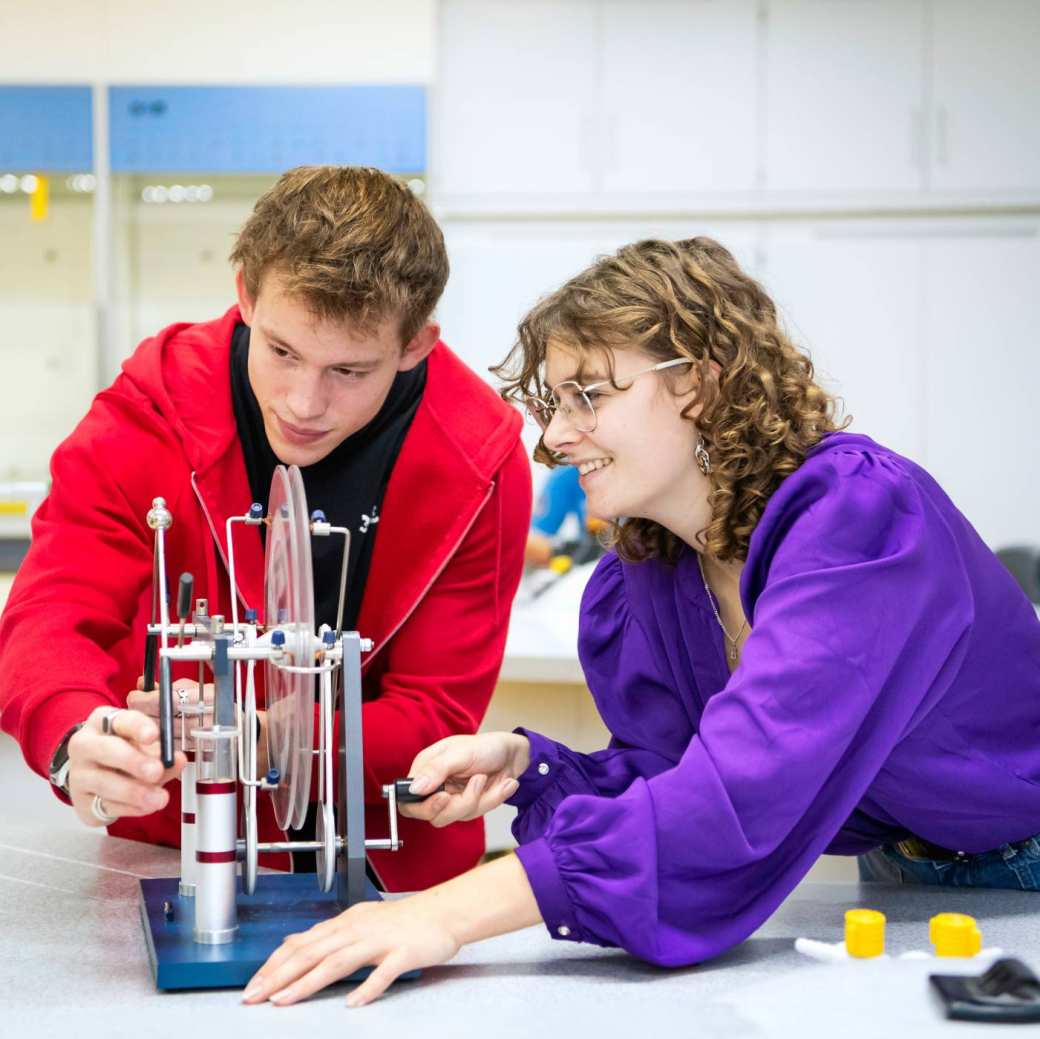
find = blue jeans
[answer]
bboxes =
[858,836,1040,890]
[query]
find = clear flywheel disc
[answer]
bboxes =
[264,465,315,831]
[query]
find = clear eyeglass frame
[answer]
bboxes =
[524,357,693,434]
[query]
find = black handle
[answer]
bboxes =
[159,656,174,768]
[388,777,444,804]
[176,572,194,622]
[142,632,158,692]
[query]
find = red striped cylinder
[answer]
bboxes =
[193,774,238,944]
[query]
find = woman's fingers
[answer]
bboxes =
[407,738,477,796]
[346,952,411,1008]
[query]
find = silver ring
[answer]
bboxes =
[91,794,117,825]
[100,708,124,736]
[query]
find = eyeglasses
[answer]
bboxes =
[524,357,693,434]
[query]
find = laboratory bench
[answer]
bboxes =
[2,825,1038,1037]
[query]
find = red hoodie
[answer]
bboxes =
[0,307,531,891]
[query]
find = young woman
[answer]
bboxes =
[243,237,1040,1009]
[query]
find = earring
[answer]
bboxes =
[695,437,712,476]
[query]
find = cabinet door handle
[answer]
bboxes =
[910,108,925,170]
[935,106,949,166]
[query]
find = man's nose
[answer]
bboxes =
[285,372,326,421]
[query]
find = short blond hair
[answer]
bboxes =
[230,166,448,343]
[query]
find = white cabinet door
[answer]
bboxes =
[764,0,926,194]
[930,0,1040,194]
[430,0,601,199]
[922,221,1040,549]
[759,222,925,460]
[601,0,759,195]
[437,220,758,388]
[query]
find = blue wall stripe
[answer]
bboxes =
[0,86,93,171]
[109,85,426,173]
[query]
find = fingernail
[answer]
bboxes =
[142,762,161,779]
[241,983,262,1002]
[346,994,366,1008]
[410,776,432,795]
[148,793,165,809]
[269,987,293,1004]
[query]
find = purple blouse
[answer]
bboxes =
[510,432,1040,966]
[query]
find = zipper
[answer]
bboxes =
[362,481,495,671]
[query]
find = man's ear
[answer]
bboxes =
[398,322,440,372]
[235,269,256,325]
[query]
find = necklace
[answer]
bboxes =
[696,553,748,663]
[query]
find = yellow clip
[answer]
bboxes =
[845,908,886,958]
[548,554,573,576]
[0,501,29,516]
[30,173,49,222]
[930,913,982,958]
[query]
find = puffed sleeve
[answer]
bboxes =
[508,554,680,845]
[514,448,975,964]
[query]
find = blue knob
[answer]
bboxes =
[271,630,285,647]
[265,768,280,786]
[248,502,263,519]
[311,509,327,523]
[244,608,258,623]
[322,630,335,646]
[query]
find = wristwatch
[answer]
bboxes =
[47,722,85,797]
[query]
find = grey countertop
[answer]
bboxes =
[2,825,1038,1037]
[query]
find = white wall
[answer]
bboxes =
[0,0,435,83]
[430,0,1040,551]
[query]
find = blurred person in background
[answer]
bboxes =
[241,236,1040,1008]
[0,165,530,892]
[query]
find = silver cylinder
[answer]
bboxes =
[179,759,197,896]
[193,727,238,944]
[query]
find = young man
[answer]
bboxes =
[0,166,531,891]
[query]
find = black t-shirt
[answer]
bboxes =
[230,322,426,632]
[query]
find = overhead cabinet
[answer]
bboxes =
[434,0,1040,210]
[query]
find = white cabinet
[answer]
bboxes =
[929,0,1040,195]
[601,0,759,195]
[430,0,601,199]
[921,221,1040,549]
[436,220,758,385]
[759,222,925,459]
[763,0,926,194]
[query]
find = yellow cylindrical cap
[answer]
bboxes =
[844,908,886,958]
[929,913,982,957]
[548,555,573,575]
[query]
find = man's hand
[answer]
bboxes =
[399,732,531,827]
[128,676,213,740]
[67,706,186,828]
[127,678,270,774]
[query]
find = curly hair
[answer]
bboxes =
[493,237,848,563]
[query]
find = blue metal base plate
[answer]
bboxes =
[140,873,416,991]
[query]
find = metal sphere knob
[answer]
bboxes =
[146,496,173,530]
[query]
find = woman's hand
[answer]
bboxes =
[242,894,461,1008]
[242,855,542,1008]
[401,732,532,827]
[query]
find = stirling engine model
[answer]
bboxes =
[138,465,421,989]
